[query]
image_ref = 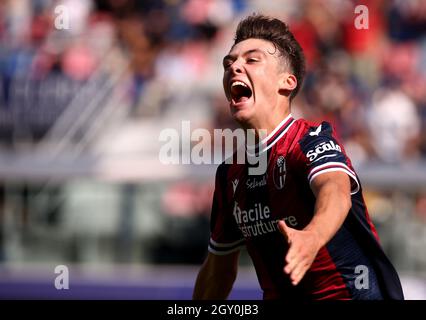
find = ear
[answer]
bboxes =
[278,73,297,97]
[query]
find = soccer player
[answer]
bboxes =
[192,15,404,300]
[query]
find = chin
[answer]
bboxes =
[230,100,256,125]
[231,109,255,127]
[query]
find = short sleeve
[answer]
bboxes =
[208,164,245,255]
[298,122,360,195]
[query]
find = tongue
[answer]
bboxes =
[236,96,249,103]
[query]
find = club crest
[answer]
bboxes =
[273,155,286,190]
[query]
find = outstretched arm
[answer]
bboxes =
[193,251,240,300]
[278,171,352,285]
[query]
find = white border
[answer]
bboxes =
[208,245,244,255]
[209,238,245,248]
[308,163,360,195]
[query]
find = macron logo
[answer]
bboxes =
[309,125,322,136]
[232,179,239,194]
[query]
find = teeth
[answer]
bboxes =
[231,81,248,88]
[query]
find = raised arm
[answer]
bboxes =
[193,251,240,300]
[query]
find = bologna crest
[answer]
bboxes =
[273,155,286,190]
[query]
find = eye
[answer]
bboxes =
[223,61,232,69]
[247,58,259,63]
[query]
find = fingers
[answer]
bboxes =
[284,259,298,275]
[278,222,315,286]
[284,245,298,273]
[277,220,287,236]
[280,221,298,275]
[284,252,309,286]
[289,262,309,286]
[277,220,292,243]
[283,237,308,286]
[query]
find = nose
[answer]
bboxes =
[230,60,243,74]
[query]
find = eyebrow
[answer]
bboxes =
[222,48,267,63]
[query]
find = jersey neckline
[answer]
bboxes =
[246,114,296,156]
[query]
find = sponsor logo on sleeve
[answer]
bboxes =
[306,140,342,162]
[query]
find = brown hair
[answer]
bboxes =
[234,14,305,100]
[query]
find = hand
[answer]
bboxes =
[277,220,321,286]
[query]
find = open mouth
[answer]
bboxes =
[230,80,253,104]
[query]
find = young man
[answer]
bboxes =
[193,15,404,300]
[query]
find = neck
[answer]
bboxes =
[241,117,290,151]
[241,108,292,142]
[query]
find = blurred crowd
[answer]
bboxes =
[1,0,426,165]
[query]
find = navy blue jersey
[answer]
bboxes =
[208,114,404,300]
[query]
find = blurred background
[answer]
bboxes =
[0,0,425,299]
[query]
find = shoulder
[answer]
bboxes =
[287,118,334,142]
[298,121,336,144]
[287,119,337,149]
[289,120,347,162]
[296,121,341,150]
